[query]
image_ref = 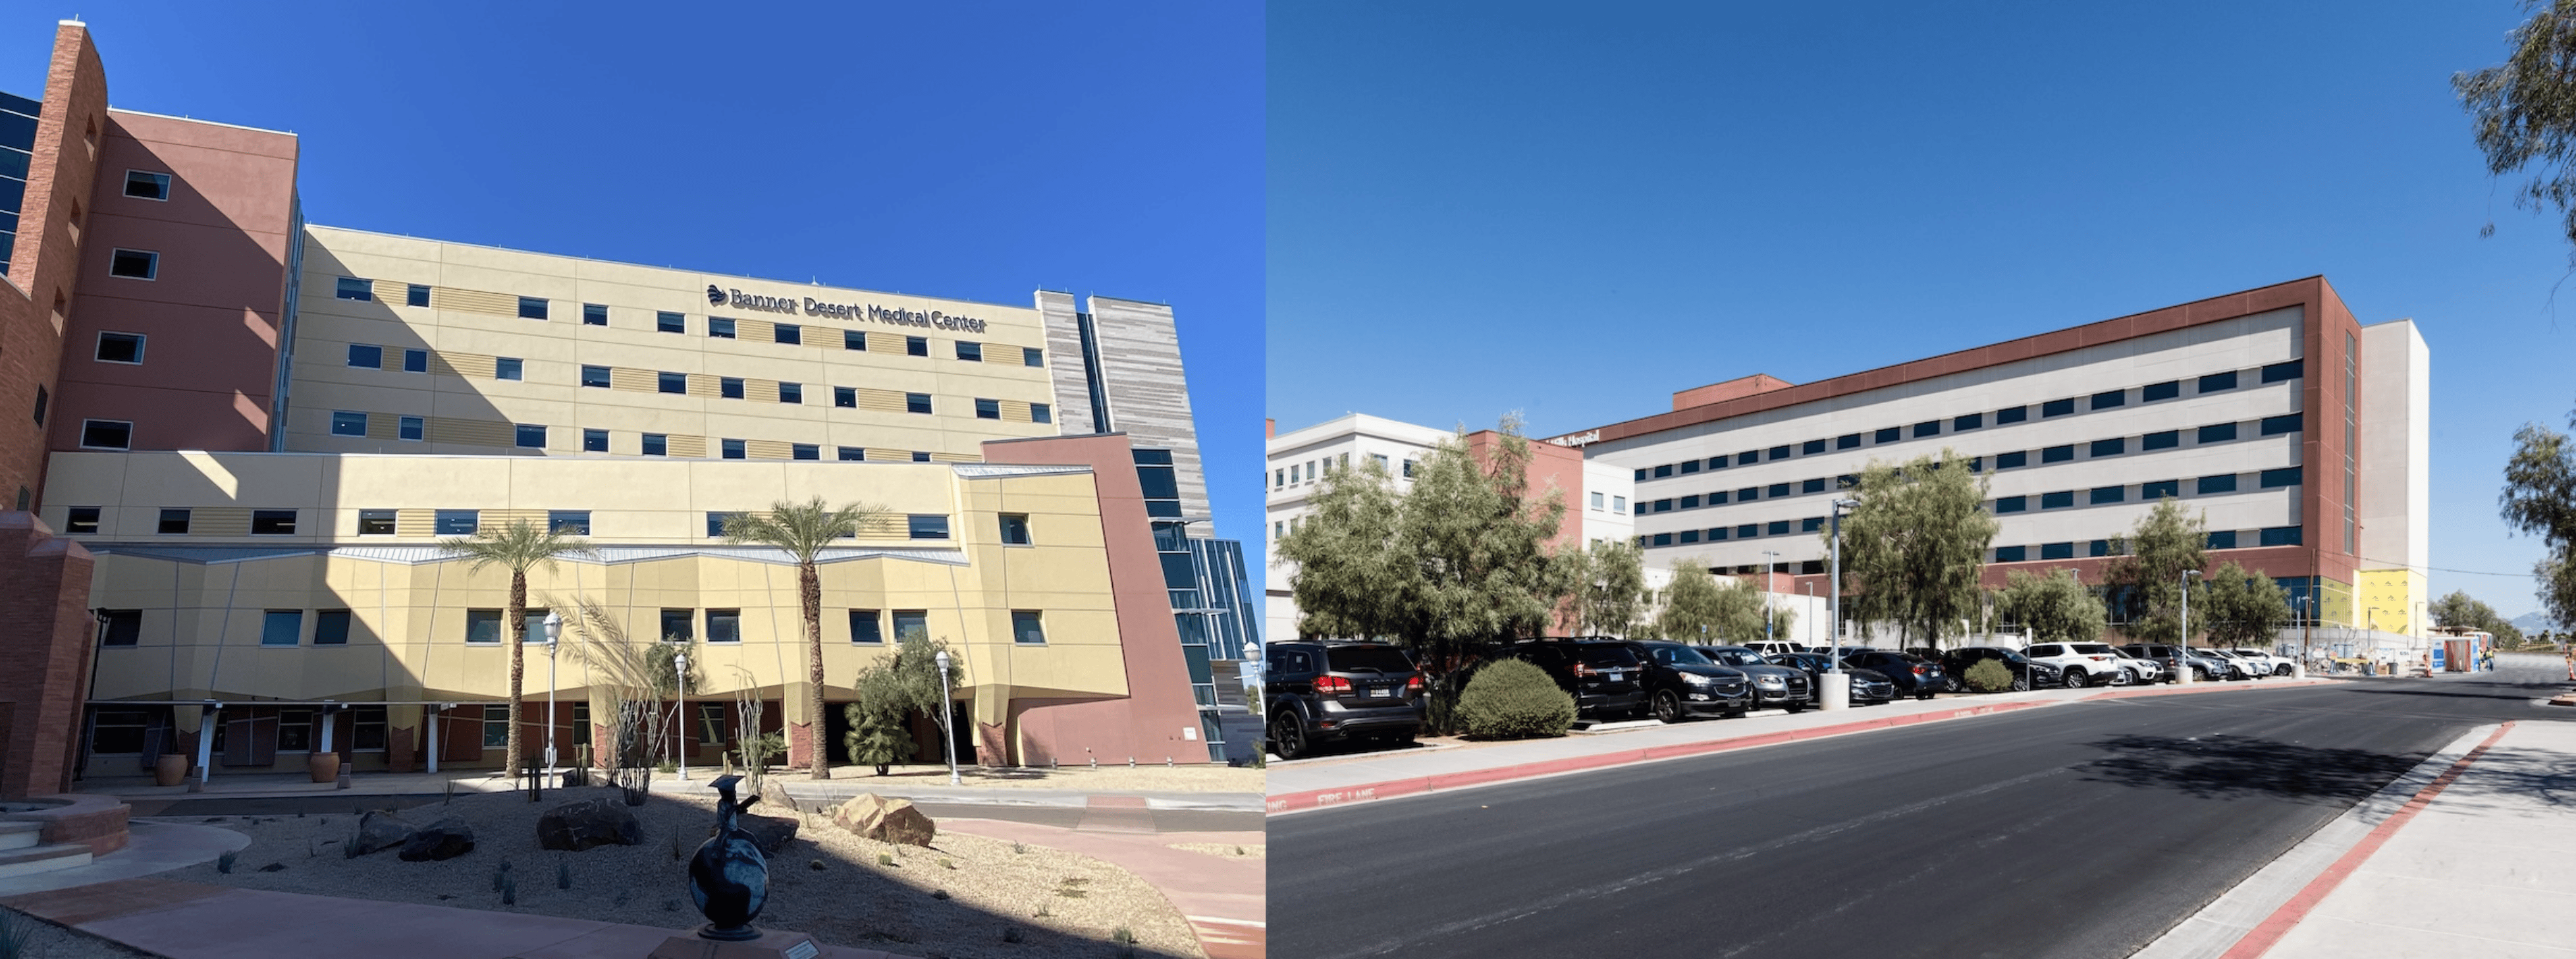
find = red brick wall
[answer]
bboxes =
[0,512,97,799]
[0,24,108,512]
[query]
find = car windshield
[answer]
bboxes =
[1326,645,1416,673]
[1576,645,1643,667]
[1707,649,1759,666]
[1657,645,1714,666]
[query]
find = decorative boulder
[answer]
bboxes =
[397,817,475,862]
[830,794,936,847]
[537,798,643,852]
[350,810,417,856]
[734,813,799,856]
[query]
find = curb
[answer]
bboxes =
[1265,676,2348,815]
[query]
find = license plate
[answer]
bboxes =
[1606,671,1623,682]
[1370,687,1391,698]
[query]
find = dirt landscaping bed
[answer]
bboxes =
[828,765,1262,794]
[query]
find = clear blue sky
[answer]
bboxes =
[1270,1,2571,621]
[5,2,1262,549]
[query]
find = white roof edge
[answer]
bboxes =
[106,107,296,138]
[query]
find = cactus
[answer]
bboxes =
[217,850,237,874]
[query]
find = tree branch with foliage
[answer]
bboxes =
[1993,569,2106,644]
[2197,561,2294,648]
[1572,539,1650,637]
[724,496,889,780]
[2431,589,2529,647]
[2103,499,2209,645]
[1653,561,1766,644]
[1825,452,1995,649]
[440,520,593,778]
[2502,404,2576,630]
[2457,1,2576,251]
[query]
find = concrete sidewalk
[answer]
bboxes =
[1268,675,2346,813]
[84,767,1263,812]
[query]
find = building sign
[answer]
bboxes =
[1547,429,1601,448]
[705,283,989,333]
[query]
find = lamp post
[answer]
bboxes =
[2179,569,2202,685]
[934,649,960,786]
[674,651,690,782]
[542,612,560,776]
[1802,584,1815,648]
[1822,499,1858,710]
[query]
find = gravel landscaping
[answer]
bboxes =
[0,908,157,959]
[827,765,1262,794]
[151,785,1201,958]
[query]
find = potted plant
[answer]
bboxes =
[153,751,188,786]
[307,750,339,783]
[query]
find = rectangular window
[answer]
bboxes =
[2041,491,2074,509]
[2260,466,2303,488]
[2090,485,2126,505]
[2141,430,2179,451]
[778,383,803,404]
[1031,402,1052,424]
[844,329,867,351]
[849,610,883,644]
[1652,464,1673,479]
[792,443,818,460]
[1800,516,1825,533]
[1996,406,2028,424]
[1707,491,1729,505]
[643,433,668,456]
[81,419,132,449]
[1802,439,1827,455]
[708,317,736,339]
[1766,483,1790,498]
[2042,398,2075,418]
[1995,451,2027,469]
[905,393,932,414]
[100,610,142,646]
[1679,493,1700,508]
[1000,513,1031,545]
[157,508,190,534]
[1837,434,1862,450]
[908,514,951,539]
[2040,542,2076,561]
[1012,610,1046,645]
[398,416,424,441]
[1995,545,2027,562]
[1801,478,1825,494]
[955,341,982,362]
[514,424,546,449]
[720,377,745,399]
[1914,420,1941,438]
[63,507,99,534]
[834,447,863,464]
[2199,370,2239,393]
[722,439,745,460]
[90,332,144,365]
[2261,359,2303,383]
[1873,427,1900,444]
[2091,437,2124,457]
[1737,486,1760,502]
[2089,540,2114,558]
[911,451,932,462]
[435,510,478,535]
[358,509,395,535]
[403,348,429,373]
[1634,469,1648,482]
[249,510,296,534]
[1995,496,2027,513]
[1765,520,1791,536]
[1738,451,1761,466]
[2208,530,2239,549]
[1954,412,1983,431]
[2199,422,2239,443]
[581,303,607,326]
[657,311,685,333]
[580,365,610,388]
[406,284,431,307]
[2141,480,2179,500]
[546,511,591,537]
[658,609,694,642]
[107,248,157,279]
[705,609,741,644]
[1679,530,1701,543]
[483,705,509,748]
[1651,499,1672,513]
[346,344,383,369]
[2143,380,2180,402]
[1736,524,1759,539]
[975,398,1000,420]
[892,611,928,642]
[1023,346,1044,367]
[2041,445,2074,464]
[331,411,367,437]
[124,169,171,200]
[261,610,301,646]
[773,323,801,345]
[1768,445,1792,460]
[658,371,686,395]
[2091,389,2126,410]
[2260,413,2302,436]
[466,609,502,644]
[1613,496,1626,513]
[905,336,928,356]
[834,386,857,408]
[516,296,548,320]
[1651,532,1673,547]
[353,705,387,751]
[2260,526,2303,547]
[2198,473,2240,495]
[315,610,352,645]
[495,357,523,381]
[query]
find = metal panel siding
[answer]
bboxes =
[1085,297,1211,528]
[191,508,250,537]
[852,388,907,413]
[666,435,707,458]
[431,287,519,317]
[743,439,792,460]
[609,368,656,392]
[436,352,496,379]
[395,509,434,537]
[746,379,780,404]
[429,418,513,447]
[685,375,718,399]
[363,414,396,441]
[1036,291,1098,435]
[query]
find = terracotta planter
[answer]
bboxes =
[153,753,187,786]
[307,752,340,783]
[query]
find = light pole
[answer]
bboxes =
[1802,584,1815,648]
[2179,569,2202,685]
[673,651,690,782]
[934,649,960,786]
[542,612,560,777]
[1822,499,1858,710]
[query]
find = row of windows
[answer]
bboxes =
[104,605,1050,649]
[1633,361,2305,483]
[319,412,969,462]
[59,506,986,541]
[1991,526,2302,562]
[1626,413,2301,518]
[1630,469,2299,549]
[1272,452,1419,491]
[340,345,1052,422]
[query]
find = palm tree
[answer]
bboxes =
[439,519,593,778]
[724,496,888,779]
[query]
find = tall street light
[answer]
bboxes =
[2179,569,2202,685]
[934,649,960,786]
[1822,499,1858,710]
[674,650,690,782]
[542,611,560,777]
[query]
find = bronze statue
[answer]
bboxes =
[687,774,768,941]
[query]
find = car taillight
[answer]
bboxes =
[1570,663,1595,678]
[1912,665,1928,676]
[1315,675,1351,694]
[1405,675,1425,694]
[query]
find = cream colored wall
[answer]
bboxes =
[282,226,1060,462]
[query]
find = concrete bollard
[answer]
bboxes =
[1819,672,1851,711]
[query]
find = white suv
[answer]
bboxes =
[2109,648,2163,684]
[2025,642,2126,688]
[2227,647,2294,678]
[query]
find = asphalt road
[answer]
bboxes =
[1270,658,2576,959]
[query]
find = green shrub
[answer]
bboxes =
[1964,657,2016,693]
[1454,659,1578,739]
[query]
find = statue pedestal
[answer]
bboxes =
[645,929,822,959]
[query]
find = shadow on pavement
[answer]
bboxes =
[2078,733,2425,804]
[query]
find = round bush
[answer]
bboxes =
[1964,657,2016,693]
[1455,658,1578,740]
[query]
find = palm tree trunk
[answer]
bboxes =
[506,570,526,779]
[803,560,828,779]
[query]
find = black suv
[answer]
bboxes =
[1841,649,1946,699]
[1509,640,1650,720]
[1264,641,1426,761]
[1692,645,1815,712]
[1770,652,1897,705]
[1628,640,1754,722]
[1942,645,2060,690]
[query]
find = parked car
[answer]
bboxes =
[1509,640,1650,720]
[1263,641,1426,761]
[2204,649,2265,680]
[1943,646,2062,690]
[1628,641,1756,722]
[2117,644,2232,682]
[1769,652,1896,705]
[2110,648,2164,684]
[1692,645,1816,712]
[1740,640,1806,658]
[2228,647,2296,677]
[1841,649,1946,700]
[2025,642,2126,688]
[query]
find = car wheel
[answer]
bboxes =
[2275,665,2292,677]
[1270,715,1309,761]
[1653,690,1684,724]
[2013,676,2030,692]
[1785,701,1806,714]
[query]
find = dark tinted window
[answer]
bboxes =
[1802,439,1826,454]
[1995,451,2027,469]
[2261,413,2302,436]
[2143,380,2180,401]
[2091,390,2126,410]
[1738,451,1760,466]
[2141,480,2179,499]
[1995,496,2027,513]
[1574,644,1643,667]
[1837,433,1862,449]
[2261,359,2303,383]
[2042,398,2075,417]
[2090,485,2125,505]
[1914,421,1941,438]
[2207,530,2239,549]
[2199,422,2239,443]
[2198,473,2239,494]
[1996,406,2028,424]
[2199,370,2238,393]
[1874,427,1900,444]
[1954,412,1983,431]
[2142,430,2179,451]
[2092,437,2124,457]
[1995,545,2027,561]
[2041,491,2074,508]
[2260,466,2303,488]
[2042,445,2074,463]
[1325,646,1415,672]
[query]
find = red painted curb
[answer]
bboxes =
[2217,721,2516,959]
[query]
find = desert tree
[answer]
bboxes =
[2197,561,2294,648]
[1992,568,2106,644]
[440,520,593,777]
[1825,452,1996,650]
[723,496,890,780]
[2103,498,2209,645]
